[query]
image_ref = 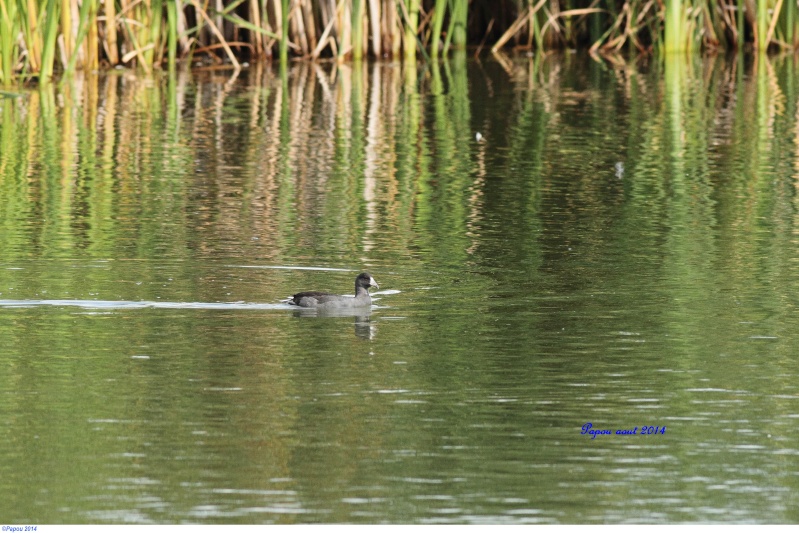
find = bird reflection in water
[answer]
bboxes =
[291,306,377,339]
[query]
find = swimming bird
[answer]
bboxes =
[285,272,379,309]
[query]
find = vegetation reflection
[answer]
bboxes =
[0,53,797,329]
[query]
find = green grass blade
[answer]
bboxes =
[223,12,280,40]
[166,0,178,69]
[0,0,19,83]
[39,0,60,83]
[431,0,447,58]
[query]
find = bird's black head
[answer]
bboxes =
[356,272,379,289]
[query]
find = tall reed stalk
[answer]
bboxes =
[367,0,380,56]
[39,0,60,82]
[61,0,72,62]
[280,0,289,64]
[352,0,365,60]
[664,0,685,53]
[757,0,769,51]
[0,0,19,83]
[430,0,447,59]
[403,0,420,62]
[64,0,97,77]
[451,0,467,48]
[104,0,119,65]
[166,0,178,69]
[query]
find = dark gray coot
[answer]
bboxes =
[286,272,379,309]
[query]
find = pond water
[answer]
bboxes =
[2,52,799,524]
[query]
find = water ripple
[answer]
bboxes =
[0,299,286,310]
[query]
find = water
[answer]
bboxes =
[1,53,799,523]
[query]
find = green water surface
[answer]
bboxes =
[1,53,798,523]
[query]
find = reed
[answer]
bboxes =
[61,0,72,62]
[39,0,59,83]
[19,0,41,74]
[402,0,420,61]
[166,0,178,69]
[757,0,769,51]
[104,0,119,65]
[451,0,467,48]
[280,0,289,64]
[664,0,685,53]
[0,0,17,83]
[352,0,365,60]
[786,0,798,47]
[430,0,447,59]
[1,0,799,84]
[367,0,380,56]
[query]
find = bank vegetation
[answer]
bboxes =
[2,0,799,84]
